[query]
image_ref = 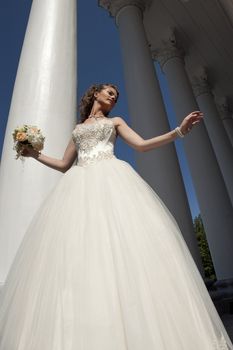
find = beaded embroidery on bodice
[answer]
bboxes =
[72,118,117,167]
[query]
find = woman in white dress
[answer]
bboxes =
[0,83,232,350]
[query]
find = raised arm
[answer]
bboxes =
[22,138,78,173]
[114,111,203,152]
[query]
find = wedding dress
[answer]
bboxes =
[0,117,232,350]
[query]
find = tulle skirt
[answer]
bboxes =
[0,157,232,349]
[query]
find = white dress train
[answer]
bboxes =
[0,117,232,350]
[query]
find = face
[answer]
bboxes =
[94,86,118,113]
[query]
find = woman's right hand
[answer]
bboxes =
[21,146,40,159]
[19,138,77,173]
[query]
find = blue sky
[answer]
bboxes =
[0,0,200,218]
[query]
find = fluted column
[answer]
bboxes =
[191,69,233,206]
[0,0,77,286]
[153,40,233,280]
[216,97,233,148]
[99,0,203,273]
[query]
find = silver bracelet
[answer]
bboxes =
[175,126,185,138]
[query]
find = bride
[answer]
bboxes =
[0,83,232,350]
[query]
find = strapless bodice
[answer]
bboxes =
[72,118,117,167]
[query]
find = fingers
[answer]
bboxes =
[180,111,203,135]
[181,111,203,135]
[190,112,203,119]
[21,150,27,157]
[187,111,203,125]
[21,148,30,157]
[192,120,201,125]
[188,117,202,130]
[191,111,203,116]
[185,112,203,123]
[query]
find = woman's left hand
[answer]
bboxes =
[179,111,204,135]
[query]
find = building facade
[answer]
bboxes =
[99,0,233,281]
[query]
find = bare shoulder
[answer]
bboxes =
[110,116,127,127]
[74,122,80,129]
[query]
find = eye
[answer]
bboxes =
[108,91,116,100]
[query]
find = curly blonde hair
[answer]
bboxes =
[78,83,119,123]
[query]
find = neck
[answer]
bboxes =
[89,103,108,118]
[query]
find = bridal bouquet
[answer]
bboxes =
[12,125,45,160]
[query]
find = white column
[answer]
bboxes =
[0,0,77,286]
[153,42,233,280]
[99,0,203,273]
[191,69,233,206]
[216,97,233,148]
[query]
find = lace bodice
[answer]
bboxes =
[72,118,117,167]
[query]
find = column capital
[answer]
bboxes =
[151,32,185,69]
[99,0,151,18]
[190,68,212,98]
[215,96,233,121]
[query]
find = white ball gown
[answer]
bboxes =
[0,117,232,350]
